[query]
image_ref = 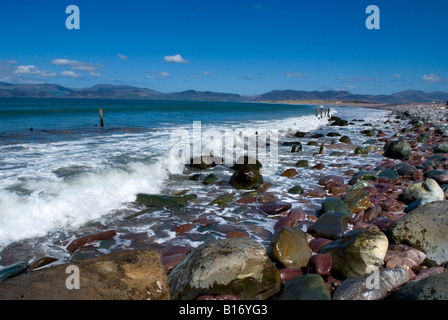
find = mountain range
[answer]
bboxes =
[0,82,447,104]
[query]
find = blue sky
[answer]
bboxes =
[0,0,447,95]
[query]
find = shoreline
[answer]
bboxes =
[1,101,447,300]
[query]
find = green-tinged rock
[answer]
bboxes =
[321,197,353,218]
[209,193,234,206]
[0,262,28,282]
[308,212,350,240]
[379,169,399,179]
[279,274,331,300]
[333,267,410,300]
[363,139,376,145]
[268,226,312,269]
[349,171,378,185]
[136,194,189,213]
[423,169,448,179]
[343,188,371,214]
[189,173,202,181]
[295,160,309,168]
[388,271,448,300]
[329,151,344,157]
[355,147,369,155]
[229,165,263,190]
[203,174,218,185]
[434,142,448,153]
[383,140,411,159]
[319,226,389,278]
[339,136,351,144]
[168,238,281,300]
[386,201,448,266]
[288,185,304,194]
[349,180,372,191]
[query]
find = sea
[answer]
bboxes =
[0,98,393,266]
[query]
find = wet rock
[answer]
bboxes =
[231,156,262,171]
[393,163,417,176]
[295,160,309,168]
[203,174,218,185]
[281,168,299,178]
[383,140,411,159]
[349,171,378,185]
[330,116,348,127]
[161,246,191,274]
[0,249,170,300]
[401,178,444,208]
[379,169,399,180]
[319,226,389,278]
[209,193,235,206]
[260,200,292,215]
[0,262,28,283]
[333,267,410,300]
[320,197,353,218]
[274,216,297,231]
[318,175,344,188]
[309,238,333,253]
[279,268,303,283]
[355,146,369,155]
[339,136,351,144]
[387,201,448,266]
[307,254,332,276]
[188,156,220,170]
[268,226,312,269]
[279,274,331,300]
[136,194,189,213]
[343,188,371,214]
[308,212,350,240]
[229,165,263,190]
[168,237,281,300]
[28,257,58,271]
[384,244,426,270]
[311,163,325,170]
[388,271,448,300]
[66,230,117,253]
[288,185,304,194]
[434,142,448,153]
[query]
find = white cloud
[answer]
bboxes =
[164,54,190,64]
[422,73,446,83]
[284,70,308,78]
[338,76,380,83]
[202,70,216,76]
[117,53,128,61]
[61,70,82,78]
[50,59,103,72]
[89,72,103,78]
[14,65,56,77]
[145,70,170,79]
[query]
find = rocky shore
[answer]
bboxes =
[1,102,448,300]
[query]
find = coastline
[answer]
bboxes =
[1,101,447,300]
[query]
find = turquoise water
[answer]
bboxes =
[0,98,320,143]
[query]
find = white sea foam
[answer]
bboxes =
[0,112,332,248]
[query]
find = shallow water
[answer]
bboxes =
[0,98,394,267]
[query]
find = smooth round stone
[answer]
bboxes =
[321,197,353,218]
[279,274,331,300]
[0,262,28,282]
[260,201,292,215]
[308,212,350,240]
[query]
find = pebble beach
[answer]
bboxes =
[1,101,448,300]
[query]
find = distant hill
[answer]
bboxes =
[0,82,447,104]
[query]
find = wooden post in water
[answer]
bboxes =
[316,108,319,117]
[320,108,323,119]
[99,108,104,127]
